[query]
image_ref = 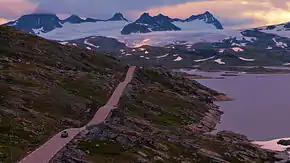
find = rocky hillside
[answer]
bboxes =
[51,68,281,163]
[64,30,290,69]
[0,26,127,162]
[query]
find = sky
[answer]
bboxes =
[1,0,290,29]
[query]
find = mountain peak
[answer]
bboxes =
[2,13,62,34]
[204,11,212,15]
[62,14,86,24]
[69,14,83,19]
[140,13,151,18]
[107,13,128,21]
[156,13,166,17]
[185,11,223,29]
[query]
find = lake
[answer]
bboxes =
[182,69,290,141]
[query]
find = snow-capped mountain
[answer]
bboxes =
[3,12,129,37]
[2,11,224,40]
[121,13,181,35]
[107,13,129,21]
[182,11,223,29]
[121,11,223,35]
[61,15,101,24]
[3,13,62,34]
[255,21,290,38]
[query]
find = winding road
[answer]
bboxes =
[20,66,136,163]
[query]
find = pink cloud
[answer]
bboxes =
[0,0,37,19]
[0,18,8,24]
[136,0,290,29]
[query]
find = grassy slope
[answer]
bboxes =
[73,68,277,163]
[0,26,126,162]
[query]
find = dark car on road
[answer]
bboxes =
[61,131,68,138]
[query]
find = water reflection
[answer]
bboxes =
[182,69,290,141]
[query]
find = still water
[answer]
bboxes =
[183,69,290,141]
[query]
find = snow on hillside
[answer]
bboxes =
[214,59,225,64]
[38,21,129,40]
[232,47,244,52]
[119,29,242,47]
[239,57,255,61]
[272,38,288,48]
[259,23,290,38]
[84,39,100,48]
[252,138,290,152]
[156,53,169,58]
[194,56,215,62]
[174,56,183,61]
[173,20,218,31]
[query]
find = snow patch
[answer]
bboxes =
[125,53,132,56]
[86,47,92,50]
[218,49,225,53]
[239,57,255,61]
[144,51,149,54]
[232,47,244,52]
[272,38,287,48]
[84,39,99,48]
[174,56,183,62]
[214,59,225,64]
[266,46,273,50]
[139,48,146,51]
[59,42,69,45]
[252,138,290,153]
[156,54,169,59]
[194,56,215,62]
[32,27,44,34]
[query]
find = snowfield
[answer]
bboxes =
[173,20,218,31]
[38,21,129,41]
[120,29,243,47]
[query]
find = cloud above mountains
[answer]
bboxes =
[0,0,36,19]
[1,0,290,28]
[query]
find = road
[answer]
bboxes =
[20,66,136,163]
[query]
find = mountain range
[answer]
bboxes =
[3,11,290,68]
[3,12,129,34]
[3,11,223,36]
[122,11,223,34]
